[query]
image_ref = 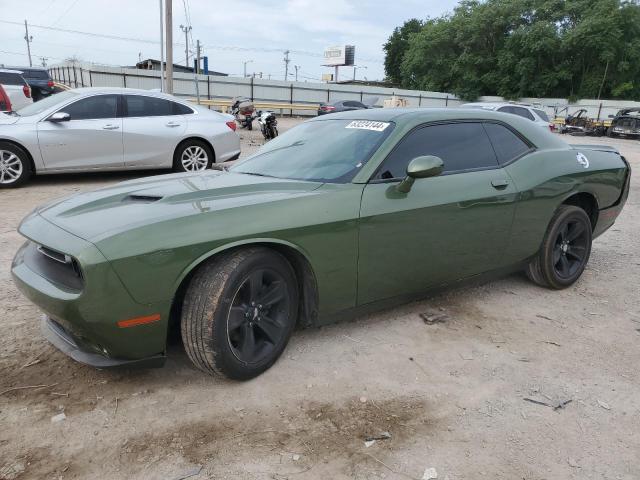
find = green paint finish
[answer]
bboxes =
[12,108,630,364]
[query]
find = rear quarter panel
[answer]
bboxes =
[503,146,627,264]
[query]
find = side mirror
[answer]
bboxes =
[397,155,444,193]
[608,114,614,118]
[48,112,70,123]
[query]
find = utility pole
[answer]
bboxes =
[159,0,164,91]
[24,20,33,67]
[283,50,290,81]
[180,24,192,68]
[294,65,300,82]
[196,39,201,74]
[165,0,173,94]
[243,60,253,78]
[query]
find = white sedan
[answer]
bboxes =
[0,87,240,188]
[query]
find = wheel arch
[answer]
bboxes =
[169,239,319,333]
[0,138,37,173]
[561,191,599,230]
[174,136,217,164]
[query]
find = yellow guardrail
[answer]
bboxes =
[188,98,319,113]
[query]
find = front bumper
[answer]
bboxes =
[42,316,165,368]
[11,212,172,366]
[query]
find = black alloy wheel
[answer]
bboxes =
[526,205,592,289]
[227,268,290,364]
[552,218,589,280]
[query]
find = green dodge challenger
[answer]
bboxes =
[12,108,630,379]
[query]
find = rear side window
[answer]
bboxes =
[344,101,364,108]
[172,102,194,115]
[0,72,25,85]
[483,123,531,165]
[125,95,174,117]
[377,122,499,179]
[510,107,535,121]
[61,94,118,120]
[533,108,549,122]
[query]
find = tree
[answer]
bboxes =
[387,0,640,100]
[383,19,423,85]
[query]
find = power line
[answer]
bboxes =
[0,20,383,64]
[51,0,81,27]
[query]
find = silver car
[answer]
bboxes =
[0,87,240,188]
[461,102,554,132]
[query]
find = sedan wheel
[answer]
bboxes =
[173,140,213,173]
[181,247,298,380]
[0,143,31,188]
[526,205,592,289]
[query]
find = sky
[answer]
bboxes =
[0,0,459,82]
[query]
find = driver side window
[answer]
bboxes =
[61,95,119,120]
[376,122,499,179]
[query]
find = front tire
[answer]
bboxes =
[526,205,592,289]
[0,142,32,188]
[173,139,213,173]
[181,247,299,380]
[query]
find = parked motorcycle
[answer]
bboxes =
[257,111,278,140]
[230,97,255,130]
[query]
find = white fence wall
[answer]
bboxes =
[50,62,640,120]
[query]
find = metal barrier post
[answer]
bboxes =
[123,73,127,88]
[89,70,93,87]
[290,83,294,117]
[445,95,449,107]
[73,66,78,88]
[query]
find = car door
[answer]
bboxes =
[357,121,519,305]
[37,94,123,170]
[122,94,188,167]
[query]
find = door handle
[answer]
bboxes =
[166,122,181,127]
[491,179,510,189]
[103,124,119,130]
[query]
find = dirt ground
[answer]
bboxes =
[0,119,639,480]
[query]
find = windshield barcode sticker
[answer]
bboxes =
[345,120,390,132]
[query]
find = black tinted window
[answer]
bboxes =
[533,108,549,122]
[378,122,498,179]
[172,102,194,115]
[125,95,174,117]
[483,123,531,165]
[21,69,50,80]
[344,101,364,108]
[0,72,25,85]
[62,95,118,120]
[511,107,535,121]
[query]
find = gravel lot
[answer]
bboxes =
[0,119,638,480]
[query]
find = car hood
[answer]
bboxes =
[0,113,19,125]
[35,170,323,242]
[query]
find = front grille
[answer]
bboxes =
[24,242,84,291]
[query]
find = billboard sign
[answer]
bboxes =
[323,45,355,66]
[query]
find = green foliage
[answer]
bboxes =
[383,18,424,85]
[387,0,640,101]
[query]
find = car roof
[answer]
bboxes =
[5,66,48,71]
[0,69,25,75]
[309,107,528,123]
[68,87,189,101]
[462,102,536,109]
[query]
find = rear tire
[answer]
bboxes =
[173,139,213,173]
[180,247,299,380]
[0,142,32,188]
[526,205,592,289]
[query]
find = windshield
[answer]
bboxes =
[16,90,78,116]
[231,119,394,183]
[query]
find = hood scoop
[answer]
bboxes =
[123,194,164,203]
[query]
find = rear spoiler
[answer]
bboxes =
[569,144,620,155]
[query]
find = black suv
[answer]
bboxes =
[7,67,54,101]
